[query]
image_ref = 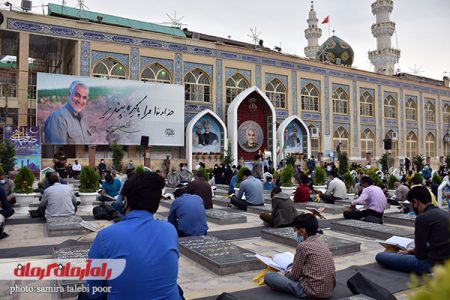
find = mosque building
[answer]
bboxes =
[0,1,449,170]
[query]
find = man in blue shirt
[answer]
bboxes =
[168,189,208,237]
[231,169,264,210]
[97,173,122,202]
[85,172,183,299]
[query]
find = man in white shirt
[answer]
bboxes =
[319,170,347,204]
[71,160,82,179]
[38,173,77,219]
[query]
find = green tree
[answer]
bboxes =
[387,175,398,189]
[342,172,354,193]
[313,167,327,185]
[285,154,296,167]
[338,152,349,175]
[221,142,233,167]
[378,153,389,174]
[197,167,210,181]
[14,167,35,194]
[79,166,100,193]
[111,144,125,172]
[414,154,425,172]
[0,140,16,172]
[280,165,294,187]
[236,167,249,188]
[432,172,442,185]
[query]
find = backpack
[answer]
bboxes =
[93,203,123,222]
[347,272,396,300]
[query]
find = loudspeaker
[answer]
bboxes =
[140,136,149,147]
[384,138,392,150]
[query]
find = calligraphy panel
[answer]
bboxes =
[37,73,185,145]
[3,126,41,175]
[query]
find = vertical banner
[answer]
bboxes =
[3,126,41,175]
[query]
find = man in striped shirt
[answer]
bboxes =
[264,214,336,298]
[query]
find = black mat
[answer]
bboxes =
[209,226,265,240]
[0,239,92,259]
[193,262,413,300]
[6,215,96,225]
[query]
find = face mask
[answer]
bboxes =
[182,167,187,171]
[0,180,5,184]
[294,235,304,244]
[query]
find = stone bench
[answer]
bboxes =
[261,227,361,256]
[330,219,415,240]
[205,209,247,225]
[383,213,415,227]
[46,216,90,237]
[178,235,264,275]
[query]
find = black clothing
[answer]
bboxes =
[414,204,450,264]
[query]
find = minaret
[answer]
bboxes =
[304,1,322,59]
[368,0,401,75]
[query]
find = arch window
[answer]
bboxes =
[444,104,450,127]
[361,129,375,158]
[425,101,435,122]
[406,131,418,158]
[384,95,397,119]
[184,68,211,102]
[360,91,374,117]
[141,63,171,83]
[266,78,286,109]
[301,83,320,111]
[308,125,320,158]
[425,133,436,157]
[333,127,349,155]
[225,74,249,104]
[332,88,349,114]
[405,98,417,121]
[92,58,127,79]
[444,133,450,156]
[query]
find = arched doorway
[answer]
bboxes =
[277,116,311,160]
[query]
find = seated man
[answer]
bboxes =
[177,163,193,184]
[230,169,264,211]
[393,181,409,205]
[0,187,14,219]
[0,170,15,205]
[85,172,184,299]
[183,172,213,209]
[38,174,77,219]
[264,214,336,298]
[97,173,122,202]
[319,170,347,204]
[293,174,311,203]
[228,173,238,195]
[343,176,387,222]
[71,160,82,179]
[168,189,208,237]
[263,176,276,191]
[166,167,181,188]
[376,186,450,274]
[260,187,298,228]
[410,176,438,207]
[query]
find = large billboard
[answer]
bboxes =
[192,115,221,153]
[37,73,185,145]
[3,126,41,175]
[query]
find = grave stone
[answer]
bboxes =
[261,228,361,256]
[246,205,271,214]
[46,216,90,237]
[159,199,174,209]
[212,197,231,207]
[53,242,90,298]
[295,202,347,214]
[383,213,415,227]
[205,209,247,225]
[331,219,414,240]
[178,236,264,275]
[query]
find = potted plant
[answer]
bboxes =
[78,166,100,205]
[280,165,295,194]
[342,171,354,194]
[387,175,398,190]
[14,167,37,207]
[313,167,327,190]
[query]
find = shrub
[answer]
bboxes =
[342,172,354,193]
[409,259,450,300]
[0,140,16,172]
[366,169,382,187]
[378,153,389,174]
[221,142,233,167]
[432,172,442,185]
[313,167,326,185]
[285,154,296,167]
[79,166,100,193]
[197,167,210,181]
[414,154,425,172]
[111,144,125,172]
[236,167,249,188]
[135,165,145,173]
[338,152,349,175]
[280,165,294,187]
[14,167,35,194]
[388,175,398,189]
[413,172,424,185]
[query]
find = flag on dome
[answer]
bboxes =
[321,16,329,24]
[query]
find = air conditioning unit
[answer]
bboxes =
[21,0,32,11]
[310,127,319,138]
[391,131,398,141]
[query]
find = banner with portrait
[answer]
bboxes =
[3,126,41,175]
[238,121,263,152]
[283,122,304,154]
[192,115,221,153]
[37,73,185,145]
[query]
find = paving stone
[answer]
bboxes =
[46,216,90,237]
[159,199,174,208]
[205,209,247,224]
[178,236,264,275]
[53,243,90,298]
[331,219,415,240]
[261,227,361,256]
[383,213,416,227]
[295,202,347,214]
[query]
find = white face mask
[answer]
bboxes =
[0,180,5,184]
[182,167,187,171]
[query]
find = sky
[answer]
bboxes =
[20,0,450,80]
